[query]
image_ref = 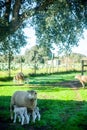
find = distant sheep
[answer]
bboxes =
[13,105,30,125]
[10,90,37,122]
[13,72,24,85]
[75,75,87,88]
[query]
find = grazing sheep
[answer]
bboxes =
[75,75,87,88]
[10,90,37,122]
[13,105,30,125]
[13,72,24,85]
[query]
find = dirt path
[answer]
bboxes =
[69,82,83,101]
[57,80,83,101]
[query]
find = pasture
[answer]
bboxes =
[0,71,87,130]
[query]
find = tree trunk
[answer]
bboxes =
[8,51,11,77]
[20,56,22,72]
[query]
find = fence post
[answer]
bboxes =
[81,60,84,75]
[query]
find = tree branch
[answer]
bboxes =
[0,0,58,41]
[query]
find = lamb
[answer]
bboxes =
[75,75,87,88]
[13,105,30,125]
[28,106,41,122]
[27,106,41,123]
[13,72,24,85]
[33,106,41,122]
[10,90,37,122]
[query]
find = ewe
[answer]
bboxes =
[13,72,24,85]
[10,90,37,122]
[13,105,30,125]
[75,75,87,88]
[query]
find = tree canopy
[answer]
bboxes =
[0,0,87,52]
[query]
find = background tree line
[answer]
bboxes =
[0,45,87,76]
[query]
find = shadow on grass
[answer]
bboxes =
[29,79,65,85]
[0,95,87,130]
[27,80,82,89]
[0,84,24,87]
[0,80,83,91]
[27,73,81,87]
[29,70,81,77]
[0,84,15,87]
[0,77,13,82]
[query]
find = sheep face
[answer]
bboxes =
[75,75,81,80]
[27,90,37,100]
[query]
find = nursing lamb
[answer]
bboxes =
[13,105,30,125]
[10,90,37,122]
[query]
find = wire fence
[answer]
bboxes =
[0,62,83,76]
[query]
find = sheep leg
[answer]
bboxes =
[26,114,30,124]
[21,114,25,125]
[18,115,21,122]
[10,109,13,120]
[10,102,14,120]
[24,112,30,124]
[37,112,41,121]
[80,81,85,88]
[32,110,36,122]
[13,113,17,123]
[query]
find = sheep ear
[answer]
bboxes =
[27,90,37,94]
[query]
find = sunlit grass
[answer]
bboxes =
[0,72,87,130]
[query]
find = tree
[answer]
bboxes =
[0,28,27,77]
[24,45,52,73]
[32,0,87,53]
[25,45,52,64]
[0,0,87,51]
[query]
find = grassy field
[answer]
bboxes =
[0,71,87,130]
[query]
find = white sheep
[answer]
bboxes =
[10,90,37,122]
[13,72,24,85]
[75,75,87,88]
[13,105,30,125]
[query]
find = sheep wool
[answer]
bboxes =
[10,90,37,121]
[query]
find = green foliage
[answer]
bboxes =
[24,45,52,65]
[31,0,86,53]
[0,28,27,55]
[0,28,27,77]
[0,0,87,53]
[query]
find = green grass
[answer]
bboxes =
[0,72,87,130]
